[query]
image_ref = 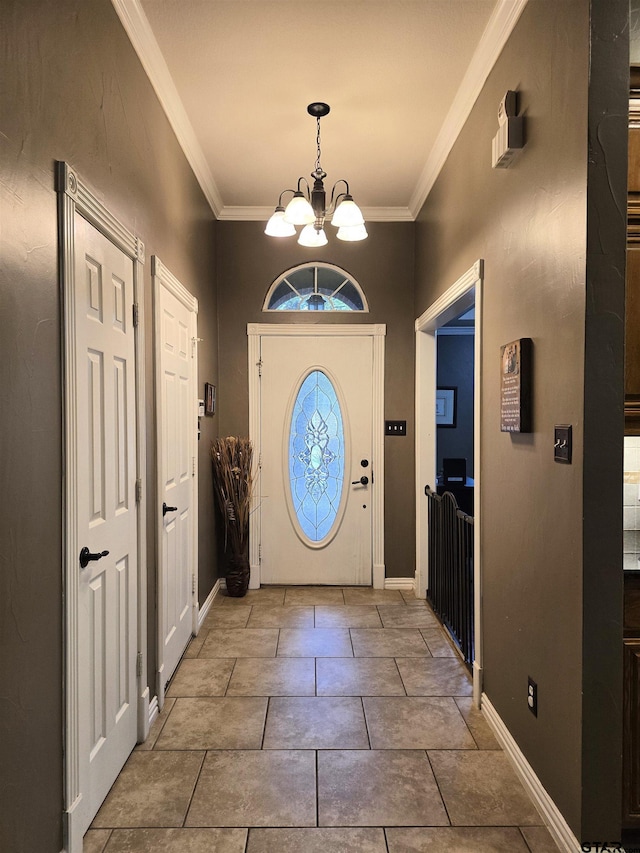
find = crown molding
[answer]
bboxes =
[409,0,529,218]
[217,205,414,222]
[113,0,527,224]
[111,0,223,217]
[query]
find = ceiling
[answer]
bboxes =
[113,0,527,221]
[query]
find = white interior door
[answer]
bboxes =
[75,212,138,833]
[260,334,374,585]
[155,261,197,701]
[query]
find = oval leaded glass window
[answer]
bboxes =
[288,370,345,543]
[264,263,368,312]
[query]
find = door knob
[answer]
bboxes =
[163,502,178,517]
[352,476,369,486]
[361,459,369,468]
[79,547,109,569]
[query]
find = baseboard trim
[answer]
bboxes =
[148,693,159,730]
[481,694,581,853]
[384,576,415,592]
[198,578,221,631]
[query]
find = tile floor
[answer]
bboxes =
[85,587,560,853]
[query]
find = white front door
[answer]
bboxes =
[155,261,197,701]
[259,334,375,585]
[75,212,139,833]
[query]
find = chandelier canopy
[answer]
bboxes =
[265,103,367,247]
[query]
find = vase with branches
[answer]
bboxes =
[210,436,254,597]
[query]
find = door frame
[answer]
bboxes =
[247,323,386,589]
[57,162,148,853]
[415,259,483,703]
[152,255,199,709]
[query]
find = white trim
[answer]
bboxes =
[152,256,199,710]
[148,694,159,731]
[481,694,581,853]
[384,577,415,592]
[408,0,529,217]
[197,578,222,631]
[218,205,414,223]
[248,324,386,589]
[415,260,483,703]
[110,0,223,217]
[111,0,526,223]
[57,162,147,853]
[263,261,369,313]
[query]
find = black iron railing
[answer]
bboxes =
[424,485,474,666]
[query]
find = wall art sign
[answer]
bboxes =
[436,387,457,428]
[500,338,532,433]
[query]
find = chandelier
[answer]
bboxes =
[265,103,367,247]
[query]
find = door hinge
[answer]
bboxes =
[258,452,262,470]
[135,479,142,503]
[132,303,139,327]
[136,652,143,678]
[258,543,262,564]
[257,357,262,378]
[192,456,196,476]
[192,575,196,595]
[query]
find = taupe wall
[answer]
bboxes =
[216,221,416,578]
[415,0,626,840]
[0,2,218,850]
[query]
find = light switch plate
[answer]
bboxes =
[554,425,572,464]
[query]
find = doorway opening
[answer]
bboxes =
[415,260,483,702]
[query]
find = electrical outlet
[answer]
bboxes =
[527,677,538,717]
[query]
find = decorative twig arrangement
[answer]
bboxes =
[210,437,254,557]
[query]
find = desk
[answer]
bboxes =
[436,477,474,516]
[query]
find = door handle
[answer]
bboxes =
[352,476,369,486]
[79,547,109,569]
[163,502,178,517]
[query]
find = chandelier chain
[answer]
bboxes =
[315,116,322,174]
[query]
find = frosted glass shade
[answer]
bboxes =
[336,223,368,242]
[331,198,365,228]
[284,193,315,225]
[265,208,296,237]
[298,225,328,247]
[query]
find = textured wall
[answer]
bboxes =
[415,0,626,840]
[0,2,218,850]
[216,221,416,578]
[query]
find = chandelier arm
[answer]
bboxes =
[327,180,351,216]
[296,176,311,199]
[277,188,298,207]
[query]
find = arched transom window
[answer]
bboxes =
[263,263,368,312]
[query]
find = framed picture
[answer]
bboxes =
[436,387,457,427]
[500,338,532,433]
[204,382,216,416]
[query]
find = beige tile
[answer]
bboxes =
[401,591,429,605]
[519,825,562,852]
[385,826,531,852]
[315,605,382,628]
[317,657,406,696]
[363,697,476,749]
[263,697,369,749]
[454,697,500,750]
[84,829,111,853]
[226,657,316,696]
[284,587,345,606]
[428,751,542,826]
[377,606,439,629]
[184,632,207,658]
[186,750,316,827]
[104,828,247,852]
[247,606,314,628]
[199,628,278,658]
[421,627,458,657]
[155,697,267,749]
[343,588,404,605]
[92,751,204,828]
[396,658,472,697]
[201,607,252,629]
[277,627,353,657]
[247,827,387,853]
[351,628,430,657]
[135,698,175,751]
[318,750,448,826]
[220,588,286,606]
[166,659,235,697]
